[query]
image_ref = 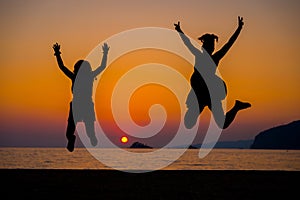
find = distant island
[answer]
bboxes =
[128,120,300,150]
[129,142,152,149]
[171,140,253,149]
[251,120,300,149]
[194,140,254,149]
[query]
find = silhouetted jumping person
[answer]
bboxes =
[53,42,109,152]
[174,16,251,129]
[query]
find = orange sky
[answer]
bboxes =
[0,0,299,147]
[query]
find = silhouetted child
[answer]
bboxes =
[53,42,109,152]
[174,16,251,129]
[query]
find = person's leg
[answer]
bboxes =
[211,100,251,129]
[83,101,97,146]
[184,90,205,129]
[66,103,76,152]
[84,120,97,146]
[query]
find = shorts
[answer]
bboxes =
[186,71,227,110]
[68,101,96,123]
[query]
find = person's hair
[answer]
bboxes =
[198,33,218,43]
[73,60,92,75]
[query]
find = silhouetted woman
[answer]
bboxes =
[53,42,109,152]
[174,16,251,129]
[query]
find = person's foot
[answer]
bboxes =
[89,135,98,147]
[67,135,76,152]
[235,100,251,110]
[184,107,200,129]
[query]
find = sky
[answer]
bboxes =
[0,0,299,147]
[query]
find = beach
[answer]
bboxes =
[2,169,299,199]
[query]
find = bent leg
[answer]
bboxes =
[210,101,226,129]
[211,100,251,129]
[184,90,204,129]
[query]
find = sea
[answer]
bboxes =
[1,148,299,171]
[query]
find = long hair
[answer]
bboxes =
[73,60,92,75]
[72,60,94,98]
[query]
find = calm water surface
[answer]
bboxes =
[0,148,299,171]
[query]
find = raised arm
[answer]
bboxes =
[92,43,109,77]
[174,21,200,56]
[53,43,73,79]
[213,16,244,62]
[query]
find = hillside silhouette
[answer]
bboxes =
[251,120,300,149]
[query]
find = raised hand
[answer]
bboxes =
[53,42,61,55]
[174,21,182,33]
[102,43,110,54]
[238,16,244,28]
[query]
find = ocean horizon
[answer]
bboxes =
[1,147,299,171]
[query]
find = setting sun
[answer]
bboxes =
[121,136,128,144]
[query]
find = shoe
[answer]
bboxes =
[67,135,76,152]
[90,135,98,147]
[235,100,251,110]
